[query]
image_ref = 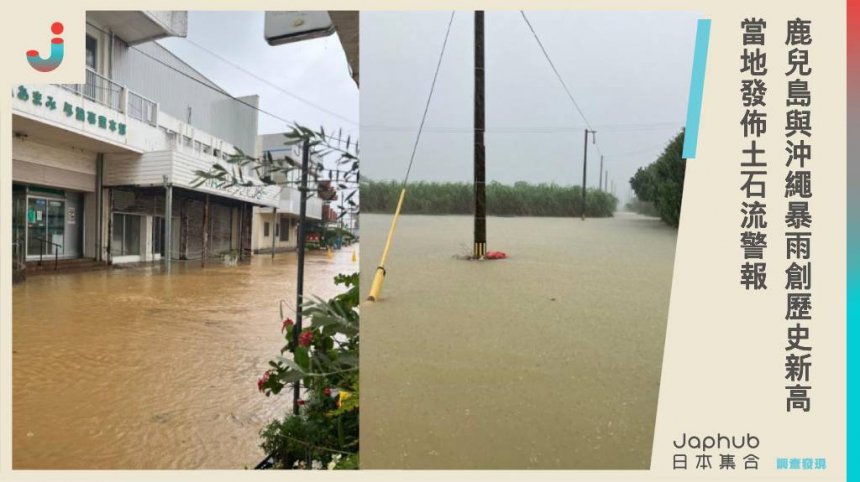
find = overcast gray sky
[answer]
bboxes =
[361,10,699,204]
[159,11,359,140]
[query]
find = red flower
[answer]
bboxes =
[299,330,313,347]
[281,318,294,334]
[323,387,332,397]
[257,371,270,392]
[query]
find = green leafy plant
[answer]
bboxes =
[257,273,359,469]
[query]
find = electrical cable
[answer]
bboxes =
[181,36,358,126]
[519,11,593,131]
[401,11,457,187]
[85,22,358,142]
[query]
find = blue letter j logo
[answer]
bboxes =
[27,22,64,72]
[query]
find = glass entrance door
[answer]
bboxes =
[26,197,65,257]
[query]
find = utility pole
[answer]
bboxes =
[604,170,609,192]
[473,10,487,259]
[293,137,310,415]
[598,155,604,193]
[581,129,596,220]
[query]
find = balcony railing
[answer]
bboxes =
[60,68,158,126]
[127,90,158,126]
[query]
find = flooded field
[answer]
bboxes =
[360,213,677,469]
[13,247,358,469]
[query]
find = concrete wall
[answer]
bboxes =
[252,210,298,253]
[12,137,97,192]
[111,38,259,154]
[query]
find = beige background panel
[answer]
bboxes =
[651,2,846,479]
[0,0,847,480]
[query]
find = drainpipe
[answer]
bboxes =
[109,31,114,79]
[95,153,104,262]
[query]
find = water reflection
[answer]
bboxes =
[13,247,358,469]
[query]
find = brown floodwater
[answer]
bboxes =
[13,246,358,469]
[360,213,677,469]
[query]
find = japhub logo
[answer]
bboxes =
[26,22,64,72]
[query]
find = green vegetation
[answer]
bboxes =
[258,273,359,470]
[361,180,618,218]
[629,131,686,227]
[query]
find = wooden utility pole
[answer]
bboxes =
[473,10,487,259]
[581,129,596,220]
[598,155,604,193]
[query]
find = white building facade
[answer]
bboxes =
[12,11,279,273]
[251,134,323,254]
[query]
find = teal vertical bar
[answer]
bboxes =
[682,19,712,159]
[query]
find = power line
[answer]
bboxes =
[402,11,457,186]
[361,123,682,134]
[180,37,358,126]
[86,22,357,143]
[519,11,593,130]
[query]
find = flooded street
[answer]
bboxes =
[360,213,677,469]
[13,247,358,469]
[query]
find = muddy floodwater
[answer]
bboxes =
[360,213,676,469]
[13,247,358,469]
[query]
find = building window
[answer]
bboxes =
[263,222,270,237]
[280,218,290,242]
[85,35,97,70]
[111,213,141,256]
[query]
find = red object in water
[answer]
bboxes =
[485,251,507,260]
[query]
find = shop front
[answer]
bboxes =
[13,184,86,261]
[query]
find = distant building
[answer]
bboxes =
[12,11,280,274]
[251,134,324,254]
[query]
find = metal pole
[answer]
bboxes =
[95,154,104,262]
[581,129,589,220]
[271,207,277,259]
[473,10,487,259]
[293,137,311,415]
[164,178,172,273]
[202,194,209,267]
[604,170,609,192]
[598,155,604,193]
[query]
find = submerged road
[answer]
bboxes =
[13,247,358,469]
[360,213,677,469]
